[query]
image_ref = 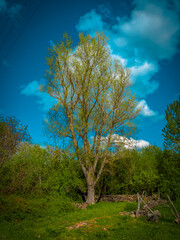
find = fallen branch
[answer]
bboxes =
[166,204,177,218]
[166,194,179,224]
[167,194,180,218]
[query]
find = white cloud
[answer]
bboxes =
[117,1,180,60]
[127,138,150,149]
[21,81,56,112]
[130,62,159,97]
[136,99,165,121]
[100,134,150,149]
[76,0,180,120]
[76,0,180,99]
[111,54,127,66]
[76,9,104,33]
[137,99,156,117]
[130,62,156,77]
[21,81,39,95]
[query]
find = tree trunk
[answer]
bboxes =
[86,182,95,204]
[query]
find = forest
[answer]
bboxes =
[0,132,180,202]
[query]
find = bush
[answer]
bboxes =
[0,144,86,201]
[0,143,50,195]
[157,150,180,199]
[0,194,75,222]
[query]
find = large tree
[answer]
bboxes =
[162,95,180,152]
[42,32,140,204]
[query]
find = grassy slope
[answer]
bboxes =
[0,199,180,240]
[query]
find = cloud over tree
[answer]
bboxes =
[76,0,180,118]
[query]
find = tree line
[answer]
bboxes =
[0,114,179,201]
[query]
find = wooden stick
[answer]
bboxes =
[167,194,180,218]
[136,193,141,217]
[137,193,141,211]
[166,204,177,218]
[158,189,160,200]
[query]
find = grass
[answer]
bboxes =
[0,196,180,240]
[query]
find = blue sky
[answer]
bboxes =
[0,0,180,148]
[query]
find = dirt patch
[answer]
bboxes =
[67,219,97,230]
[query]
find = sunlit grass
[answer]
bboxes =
[0,197,180,240]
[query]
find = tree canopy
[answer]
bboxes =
[42,32,140,204]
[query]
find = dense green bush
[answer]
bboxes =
[0,144,85,201]
[157,150,180,199]
[0,194,75,222]
[43,147,86,201]
[96,145,180,199]
[0,143,49,195]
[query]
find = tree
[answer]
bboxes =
[0,116,31,165]
[162,95,180,152]
[42,32,140,204]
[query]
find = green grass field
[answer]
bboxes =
[0,197,180,240]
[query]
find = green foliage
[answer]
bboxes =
[0,143,49,195]
[1,140,179,202]
[157,149,180,199]
[130,170,159,194]
[0,194,75,223]
[97,146,161,196]
[162,95,180,152]
[44,147,86,201]
[0,115,31,165]
[0,143,85,201]
[97,145,180,199]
